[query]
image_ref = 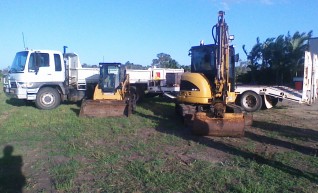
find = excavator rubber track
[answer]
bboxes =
[79,99,132,118]
[191,112,252,137]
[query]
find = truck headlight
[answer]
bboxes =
[17,82,34,88]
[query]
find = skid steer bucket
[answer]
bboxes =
[79,99,131,118]
[191,112,251,137]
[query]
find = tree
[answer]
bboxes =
[152,53,180,68]
[261,37,275,68]
[241,31,312,85]
[286,31,312,79]
[124,61,144,70]
[270,35,287,84]
[180,65,190,72]
[243,37,262,83]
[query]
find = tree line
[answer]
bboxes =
[238,31,312,85]
[81,53,189,71]
[121,53,190,71]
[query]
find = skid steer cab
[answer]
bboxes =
[79,63,136,118]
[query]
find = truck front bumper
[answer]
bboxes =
[4,87,37,100]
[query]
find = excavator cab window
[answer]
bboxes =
[99,63,121,93]
[190,44,216,83]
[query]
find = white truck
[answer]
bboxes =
[3,49,100,109]
[3,49,185,109]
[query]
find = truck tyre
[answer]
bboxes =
[130,86,140,102]
[35,87,61,110]
[240,91,262,112]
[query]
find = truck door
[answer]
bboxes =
[52,53,64,82]
[27,52,52,82]
[27,52,64,83]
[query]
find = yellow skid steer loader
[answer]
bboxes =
[79,63,135,117]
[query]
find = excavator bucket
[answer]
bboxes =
[79,99,131,118]
[191,112,252,137]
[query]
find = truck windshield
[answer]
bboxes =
[10,51,28,73]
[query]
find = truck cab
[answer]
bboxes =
[3,49,99,110]
[4,50,65,100]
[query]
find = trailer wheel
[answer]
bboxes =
[240,91,262,112]
[35,87,61,110]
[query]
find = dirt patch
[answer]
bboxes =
[22,147,53,193]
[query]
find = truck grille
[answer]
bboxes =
[10,82,17,88]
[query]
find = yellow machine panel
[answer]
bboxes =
[177,72,212,104]
[93,85,124,101]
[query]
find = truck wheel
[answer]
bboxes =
[130,86,140,102]
[35,87,61,110]
[240,91,262,112]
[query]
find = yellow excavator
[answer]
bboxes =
[176,11,252,137]
[79,63,136,117]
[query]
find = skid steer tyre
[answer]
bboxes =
[240,91,262,112]
[35,87,61,110]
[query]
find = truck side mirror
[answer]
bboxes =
[35,66,39,75]
[34,53,40,75]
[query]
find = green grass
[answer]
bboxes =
[0,87,317,192]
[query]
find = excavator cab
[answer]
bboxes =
[190,44,236,92]
[79,63,134,118]
[190,45,216,77]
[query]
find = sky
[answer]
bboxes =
[0,0,317,69]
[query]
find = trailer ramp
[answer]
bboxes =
[264,86,303,103]
[259,51,318,106]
